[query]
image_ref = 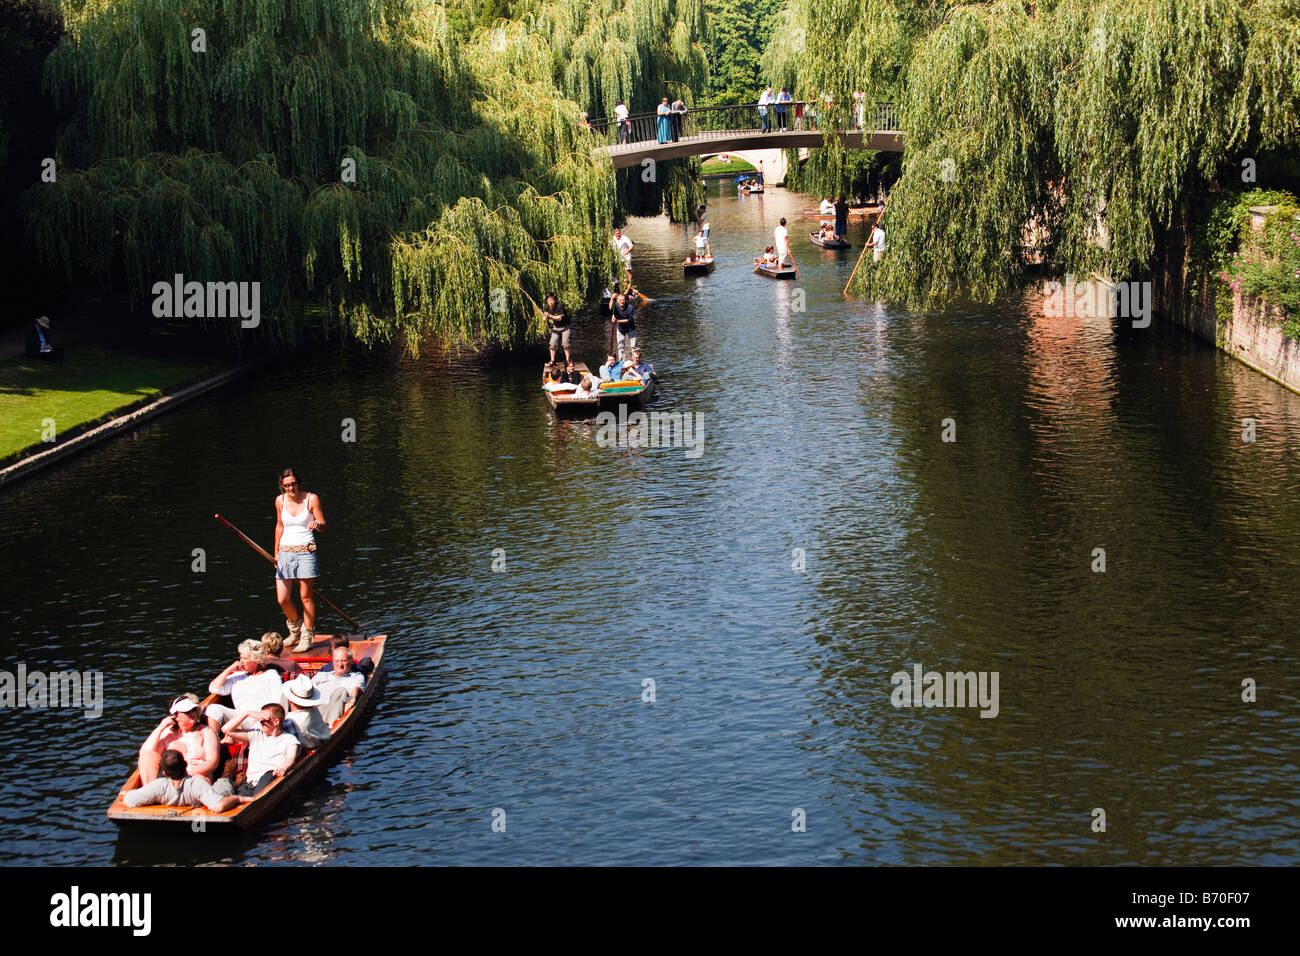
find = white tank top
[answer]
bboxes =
[280,493,314,547]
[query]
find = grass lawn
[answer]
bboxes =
[701,156,757,175]
[0,346,220,462]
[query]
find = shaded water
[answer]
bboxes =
[1,184,1297,865]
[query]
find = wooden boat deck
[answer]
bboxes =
[754,262,797,280]
[107,634,386,829]
[683,256,715,275]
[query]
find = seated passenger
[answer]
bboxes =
[138,694,220,783]
[625,349,654,382]
[124,749,241,812]
[599,352,623,381]
[206,639,284,735]
[573,374,600,398]
[312,643,366,724]
[259,631,301,678]
[282,674,331,750]
[214,705,299,798]
[819,197,835,215]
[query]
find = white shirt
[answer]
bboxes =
[312,668,365,701]
[871,226,886,250]
[774,225,788,255]
[218,669,283,712]
[614,104,628,122]
[614,235,633,259]
[694,235,706,251]
[819,199,835,215]
[246,730,298,786]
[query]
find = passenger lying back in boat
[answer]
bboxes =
[282,674,331,750]
[311,642,366,724]
[543,363,579,393]
[572,374,601,398]
[206,639,284,734]
[259,631,301,679]
[215,704,299,799]
[138,695,220,784]
[124,748,242,812]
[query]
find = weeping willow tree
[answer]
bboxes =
[20,0,630,351]
[764,0,1300,310]
[476,0,711,220]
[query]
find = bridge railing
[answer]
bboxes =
[587,102,899,149]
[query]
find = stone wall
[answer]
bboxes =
[1153,223,1300,394]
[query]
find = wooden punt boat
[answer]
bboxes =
[810,232,851,249]
[107,634,386,829]
[738,184,765,194]
[544,361,601,415]
[754,262,797,280]
[683,256,715,276]
[599,375,655,409]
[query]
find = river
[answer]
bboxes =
[1,182,1297,865]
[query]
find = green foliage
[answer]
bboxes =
[24,0,650,352]
[704,0,782,106]
[766,0,1300,312]
[1201,190,1300,333]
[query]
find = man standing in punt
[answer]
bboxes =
[774,217,791,267]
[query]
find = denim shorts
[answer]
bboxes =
[276,550,318,580]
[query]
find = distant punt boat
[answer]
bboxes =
[683,256,715,276]
[810,232,851,249]
[544,362,656,415]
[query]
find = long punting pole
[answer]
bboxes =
[843,240,870,296]
[213,513,360,631]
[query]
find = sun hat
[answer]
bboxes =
[285,674,323,707]
[169,697,200,715]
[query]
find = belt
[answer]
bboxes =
[280,543,316,553]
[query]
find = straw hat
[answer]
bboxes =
[36,316,51,329]
[284,674,323,707]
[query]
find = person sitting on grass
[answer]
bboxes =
[124,748,243,812]
[215,704,299,798]
[24,315,64,362]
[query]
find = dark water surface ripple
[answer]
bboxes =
[1,185,1297,865]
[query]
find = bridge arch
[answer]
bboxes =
[701,149,789,185]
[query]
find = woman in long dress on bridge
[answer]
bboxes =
[656,98,672,144]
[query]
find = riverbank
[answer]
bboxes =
[0,296,255,487]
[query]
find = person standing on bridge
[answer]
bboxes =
[671,96,686,142]
[656,98,672,144]
[776,89,791,131]
[758,86,774,133]
[615,100,630,144]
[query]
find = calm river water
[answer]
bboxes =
[1,183,1298,866]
